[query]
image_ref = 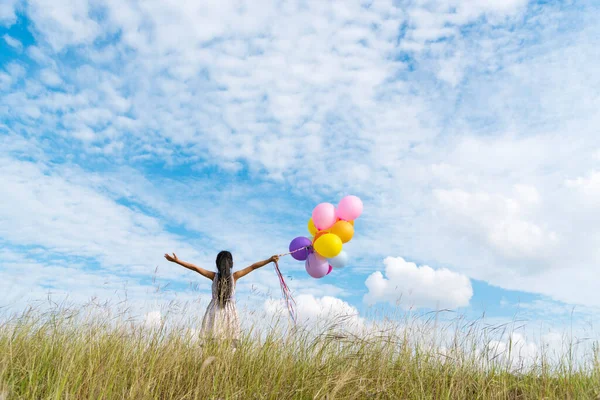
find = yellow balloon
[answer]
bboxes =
[308,218,317,236]
[330,220,354,243]
[314,233,343,258]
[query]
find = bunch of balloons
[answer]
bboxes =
[288,195,363,279]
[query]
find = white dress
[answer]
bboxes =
[201,273,240,340]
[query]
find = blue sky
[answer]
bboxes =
[2,0,600,353]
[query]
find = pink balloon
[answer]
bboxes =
[312,203,336,230]
[327,265,333,275]
[305,253,330,279]
[337,195,363,221]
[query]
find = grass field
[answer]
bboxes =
[1,304,599,399]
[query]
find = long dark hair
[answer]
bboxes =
[215,250,234,305]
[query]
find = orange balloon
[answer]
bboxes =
[337,217,354,226]
[313,230,328,244]
[330,220,354,243]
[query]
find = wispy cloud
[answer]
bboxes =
[2,34,21,50]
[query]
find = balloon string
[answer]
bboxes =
[272,245,311,324]
[277,245,310,258]
[273,259,297,325]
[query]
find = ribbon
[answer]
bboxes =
[272,245,310,325]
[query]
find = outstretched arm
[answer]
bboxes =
[233,255,279,281]
[164,253,216,280]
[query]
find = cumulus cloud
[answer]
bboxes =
[364,257,472,310]
[486,333,539,370]
[265,294,363,329]
[144,310,162,328]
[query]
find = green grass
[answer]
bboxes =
[1,305,600,399]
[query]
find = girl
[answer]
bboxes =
[164,251,279,346]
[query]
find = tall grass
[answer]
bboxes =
[1,304,600,399]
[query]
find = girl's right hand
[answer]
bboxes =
[164,253,178,263]
[269,255,280,263]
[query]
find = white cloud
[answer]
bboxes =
[5,62,26,79]
[566,171,600,199]
[434,187,558,260]
[487,332,539,371]
[26,46,52,65]
[265,294,363,329]
[144,310,162,328]
[0,72,11,91]
[0,0,20,26]
[3,34,22,51]
[27,0,101,51]
[455,0,529,20]
[403,0,528,52]
[364,257,472,310]
[0,246,191,316]
[39,69,63,87]
[0,156,207,278]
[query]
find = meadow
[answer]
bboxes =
[1,301,599,400]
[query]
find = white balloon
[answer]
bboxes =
[328,250,348,269]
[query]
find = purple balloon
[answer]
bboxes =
[305,253,330,278]
[289,236,312,261]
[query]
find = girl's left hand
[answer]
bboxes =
[164,252,178,262]
[269,255,280,263]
